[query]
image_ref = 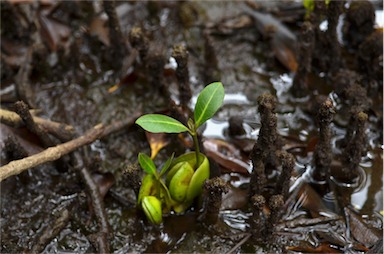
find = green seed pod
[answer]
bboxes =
[137,174,157,205]
[186,153,209,202]
[142,196,163,224]
[166,161,186,186]
[167,152,210,212]
[168,162,194,202]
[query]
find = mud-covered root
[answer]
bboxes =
[291,21,314,97]
[339,112,368,181]
[103,0,128,71]
[312,98,335,182]
[250,194,266,241]
[172,44,192,109]
[266,194,284,237]
[333,70,371,114]
[251,93,283,171]
[326,0,344,73]
[129,27,149,62]
[202,31,220,84]
[342,0,375,49]
[228,115,246,137]
[146,51,168,97]
[201,177,228,225]
[274,151,295,201]
[121,163,142,196]
[250,93,283,197]
[358,30,383,96]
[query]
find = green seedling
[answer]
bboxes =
[303,0,330,18]
[135,82,225,223]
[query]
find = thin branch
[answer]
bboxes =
[225,233,251,254]
[0,112,141,181]
[72,152,110,253]
[14,101,54,147]
[0,108,76,141]
[0,124,104,181]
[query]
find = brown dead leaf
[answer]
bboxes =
[0,124,44,161]
[271,38,298,72]
[92,172,115,200]
[204,138,251,175]
[89,15,110,46]
[38,10,71,51]
[108,71,138,93]
[221,185,249,210]
[293,182,336,218]
[345,206,382,247]
[145,132,171,159]
[287,243,341,253]
[245,8,298,72]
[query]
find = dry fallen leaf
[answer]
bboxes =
[245,8,298,72]
[108,71,138,94]
[287,243,341,253]
[92,172,115,200]
[345,206,382,247]
[204,138,251,175]
[145,131,171,159]
[38,10,71,51]
[89,15,110,46]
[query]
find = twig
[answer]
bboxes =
[103,0,127,71]
[0,124,104,181]
[14,101,53,147]
[101,111,142,137]
[15,39,35,108]
[72,152,110,253]
[0,112,141,181]
[0,108,75,141]
[225,233,251,254]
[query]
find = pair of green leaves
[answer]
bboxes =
[138,152,174,178]
[135,82,225,134]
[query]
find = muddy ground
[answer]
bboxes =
[0,1,383,253]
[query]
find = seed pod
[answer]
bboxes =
[166,161,187,186]
[142,196,162,224]
[169,162,194,202]
[185,154,209,202]
[137,174,157,205]
[167,152,210,212]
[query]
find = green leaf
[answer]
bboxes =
[159,152,174,176]
[138,153,157,175]
[194,82,224,129]
[136,114,189,133]
[303,0,314,17]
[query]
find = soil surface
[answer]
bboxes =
[1,1,383,253]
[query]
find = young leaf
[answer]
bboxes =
[194,82,224,129]
[159,152,174,176]
[136,114,189,133]
[138,153,157,175]
[303,0,314,17]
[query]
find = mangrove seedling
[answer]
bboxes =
[135,82,225,223]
